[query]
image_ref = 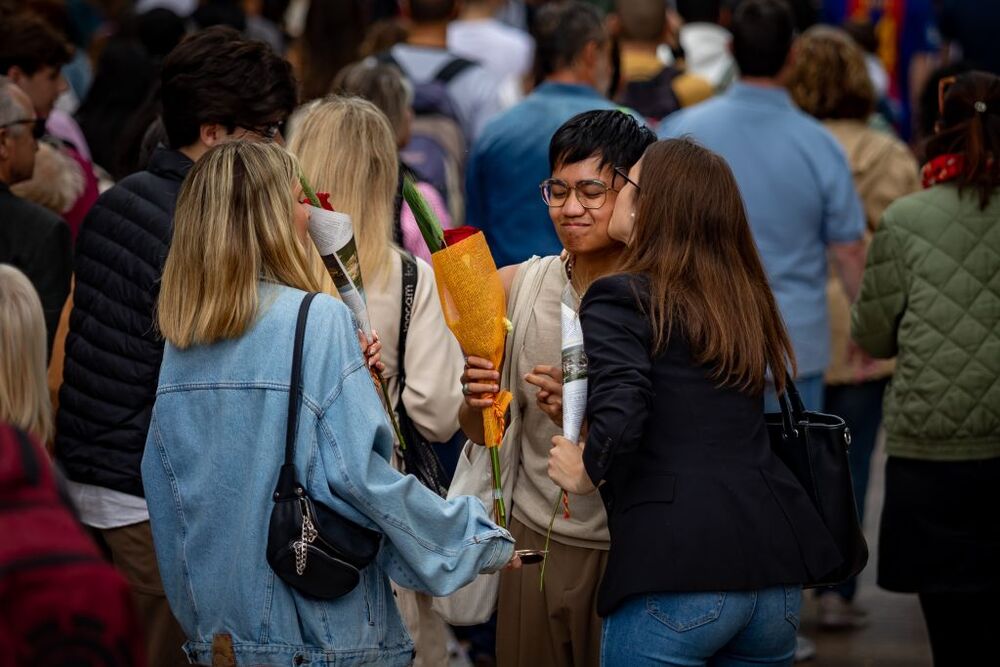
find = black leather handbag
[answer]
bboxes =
[765,377,869,587]
[266,292,382,600]
[395,253,451,498]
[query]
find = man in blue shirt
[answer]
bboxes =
[466,1,620,266]
[660,0,866,412]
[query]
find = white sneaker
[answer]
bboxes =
[794,635,817,662]
[817,594,869,630]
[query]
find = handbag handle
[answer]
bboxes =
[284,292,319,466]
[771,370,806,440]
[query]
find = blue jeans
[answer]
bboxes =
[764,373,825,413]
[601,587,802,666]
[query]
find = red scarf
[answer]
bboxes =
[921,153,965,188]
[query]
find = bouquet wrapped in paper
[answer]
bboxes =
[403,178,513,527]
[559,281,587,517]
[299,175,403,444]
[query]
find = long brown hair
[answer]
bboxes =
[925,70,1000,210]
[618,139,796,395]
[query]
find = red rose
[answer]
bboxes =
[316,192,334,211]
[443,225,479,247]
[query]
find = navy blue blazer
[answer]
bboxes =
[580,274,842,616]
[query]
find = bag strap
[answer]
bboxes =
[434,57,477,84]
[501,256,555,415]
[396,252,418,393]
[284,292,318,466]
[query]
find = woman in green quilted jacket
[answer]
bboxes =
[852,71,1000,666]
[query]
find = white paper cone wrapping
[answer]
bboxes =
[306,205,372,337]
[561,283,587,443]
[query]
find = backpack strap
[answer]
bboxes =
[375,50,475,85]
[396,252,419,394]
[433,57,477,84]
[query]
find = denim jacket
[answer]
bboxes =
[142,285,514,666]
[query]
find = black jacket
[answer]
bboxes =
[0,183,72,355]
[580,275,842,616]
[55,148,193,498]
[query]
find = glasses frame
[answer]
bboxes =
[240,119,287,142]
[540,165,638,210]
[613,165,640,194]
[0,117,44,140]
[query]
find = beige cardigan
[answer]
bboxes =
[367,250,464,443]
[823,120,920,385]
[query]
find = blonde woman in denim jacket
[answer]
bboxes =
[143,141,515,666]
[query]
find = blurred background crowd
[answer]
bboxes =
[1,1,998,666]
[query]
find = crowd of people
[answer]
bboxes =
[0,1,998,666]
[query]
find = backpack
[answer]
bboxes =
[0,424,145,666]
[618,66,684,124]
[377,51,475,225]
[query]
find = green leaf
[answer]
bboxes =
[402,176,445,254]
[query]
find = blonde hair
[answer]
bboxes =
[0,264,53,443]
[288,95,399,286]
[158,141,324,349]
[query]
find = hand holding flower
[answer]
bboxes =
[460,355,500,410]
[548,435,596,495]
[358,329,385,375]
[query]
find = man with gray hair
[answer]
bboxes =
[0,76,72,354]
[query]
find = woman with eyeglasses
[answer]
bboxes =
[547,138,841,666]
[852,71,1000,666]
[458,109,656,667]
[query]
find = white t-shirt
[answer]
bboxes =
[65,480,149,529]
[448,18,535,83]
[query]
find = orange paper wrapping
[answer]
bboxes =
[430,232,512,448]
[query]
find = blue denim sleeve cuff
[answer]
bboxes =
[479,529,516,574]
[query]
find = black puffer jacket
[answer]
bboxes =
[55,148,193,497]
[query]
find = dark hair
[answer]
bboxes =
[841,18,877,54]
[731,0,794,78]
[925,71,1000,209]
[549,109,657,173]
[676,0,722,24]
[616,0,666,43]
[532,1,607,83]
[618,139,796,394]
[299,0,365,102]
[160,27,297,150]
[0,12,72,76]
[76,37,156,179]
[409,0,456,22]
[136,8,188,61]
[915,60,976,148]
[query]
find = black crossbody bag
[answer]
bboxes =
[266,292,382,599]
[765,376,869,587]
[395,253,451,497]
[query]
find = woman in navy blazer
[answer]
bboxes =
[548,139,841,666]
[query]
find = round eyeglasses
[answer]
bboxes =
[540,166,639,209]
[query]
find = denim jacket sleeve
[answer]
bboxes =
[317,355,514,597]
